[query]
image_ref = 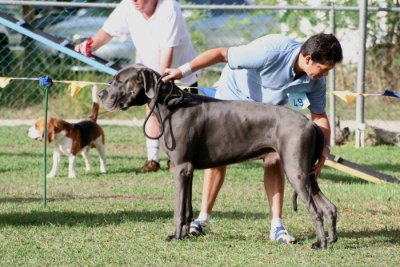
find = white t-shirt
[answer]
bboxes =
[103,0,197,85]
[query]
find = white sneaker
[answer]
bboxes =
[270,225,296,244]
[189,219,211,236]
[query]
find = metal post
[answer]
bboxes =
[355,0,367,148]
[43,86,49,208]
[329,5,337,147]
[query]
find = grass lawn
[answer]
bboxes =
[0,125,399,266]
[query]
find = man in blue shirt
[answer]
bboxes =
[163,33,343,244]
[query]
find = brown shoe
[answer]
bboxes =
[167,160,175,173]
[135,160,160,174]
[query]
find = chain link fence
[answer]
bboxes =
[0,1,399,131]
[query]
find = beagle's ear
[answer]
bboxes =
[46,117,64,143]
[46,118,56,143]
[140,68,158,99]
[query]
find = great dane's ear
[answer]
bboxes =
[140,68,159,99]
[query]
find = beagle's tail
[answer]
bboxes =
[89,85,100,122]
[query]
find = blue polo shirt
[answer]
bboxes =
[214,34,326,114]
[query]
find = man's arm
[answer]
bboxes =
[75,29,112,55]
[162,47,228,82]
[311,112,331,178]
[160,47,174,74]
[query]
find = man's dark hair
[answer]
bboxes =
[300,33,343,65]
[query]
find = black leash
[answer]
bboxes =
[143,73,171,140]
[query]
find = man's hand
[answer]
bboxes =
[162,68,183,83]
[310,146,330,178]
[74,38,94,57]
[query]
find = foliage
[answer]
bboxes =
[366,0,400,91]
[255,0,323,38]
[255,0,400,91]
[325,0,400,91]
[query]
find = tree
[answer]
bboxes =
[255,0,400,91]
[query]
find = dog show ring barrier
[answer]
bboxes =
[326,154,399,184]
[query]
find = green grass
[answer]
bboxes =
[0,125,399,266]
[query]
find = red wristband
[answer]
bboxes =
[85,38,93,57]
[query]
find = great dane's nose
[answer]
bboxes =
[98,90,108,101]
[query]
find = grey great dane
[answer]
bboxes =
[98,64,337,249]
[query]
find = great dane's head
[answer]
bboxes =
[98,64,160,112]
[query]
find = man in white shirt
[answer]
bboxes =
[76,0,198,173]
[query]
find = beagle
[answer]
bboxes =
[27,88,106,178]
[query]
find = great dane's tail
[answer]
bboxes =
[292,123,325,212]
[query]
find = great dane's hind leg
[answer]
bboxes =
[310,178,338,244]
[166,162,194,241]
[321,195,337,244]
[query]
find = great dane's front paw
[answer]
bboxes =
[311,240,327,249]
[165,232,189,242]
[166,234,177,242]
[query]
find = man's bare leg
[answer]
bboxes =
[201,166,227,214]
[190,166,227,235]
[264,161,295,243]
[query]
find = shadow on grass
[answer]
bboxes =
[0,209,172,226]
[298,228,400,247]
[322,171,369,184]
[0,151,42,157]
[339,229,400,244]
[0,209,267,227]
[0,194,167,203]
